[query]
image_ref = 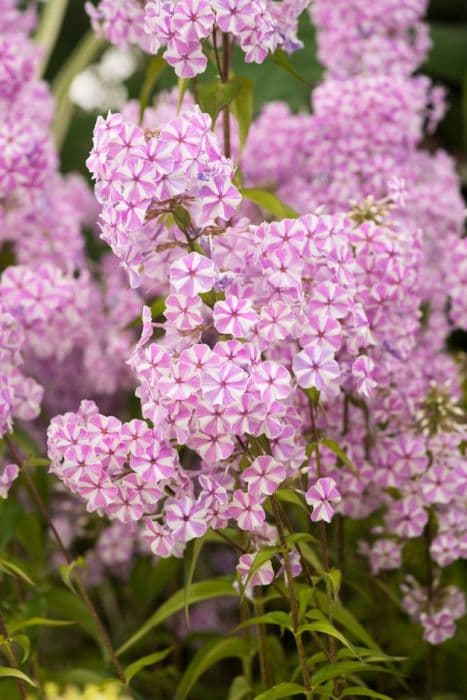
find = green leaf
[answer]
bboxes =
[51,31,106,146]
[8,617,73,635]
[0,499,22,549]
[34,0,70,76]
[314,593,382,653]
[236,611,293,633]
[240,188,298,219]
[198,76,253,123]
[140,54,167,119]
[228,675,251,700]
[184,537,204,625]
[275,489,309,514]
[151,297,167,319]
[124,647,172,683]
[271,49,312,87]
[177,77,191,114]
[311,661,395,686]
[0,667,37,687]
[46,588,102,647]
[325,568,341,599]
[297,622,358,657]
[425,24,467,84]
[320,439,356,473]
[254,682,306,699]
[231,77,253,151]
[341,688,392,700]
[117,577,238,655]
[59,556,86,593]
[0,558,34,586]
[172,204,194,234]
[298,543,325,577]
[13,634,31,664]
[176,637,254,700]
[0,634,31,664]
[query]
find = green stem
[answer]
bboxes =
[221,33,231,158]
[253,591,272,690]
[424,517,434,700]
[309,404,337,668]
[271,496,312,700]
[4,436,127,689]
[35,0,70,76]
[0,609,27,700]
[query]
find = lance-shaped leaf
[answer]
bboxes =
[124,647,172,683]
[254,682,306,699]
[176,637,255,700]
[117,577,238,655]
[240,188,298,219]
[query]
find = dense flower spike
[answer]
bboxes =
[0,0,464,690]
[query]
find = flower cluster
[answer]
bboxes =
[144,0,306,77]
[88,106,241,287]
[87,0,307,78]
[310,0,430,78]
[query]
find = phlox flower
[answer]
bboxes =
[213,295,257,337]
[250,361,292,404]
[143,519,176,558]
[106,484,145,523]
[385,497,428,539]
[129,441,177,482]
[173,0,215,41]
[169,252,216,296]
[228,489,266,531]
[165,294,204,331]
[165,496,208,542]
[163,39,208,78]
[257,301,294,342]
[420,609,456,645]
[196,175,242,225]
[201,362,249,406]
[430,534,460,568]
[242,455,286,497]
[305,477,341,523]
[78,471,118,513]
[352,355,377,398]
[293,346,340,392]
[300,312,342,353]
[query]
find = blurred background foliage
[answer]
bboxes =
[45,0,467,190]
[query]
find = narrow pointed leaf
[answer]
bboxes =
[0,667,37,687]
[140,54,166,119]
[117,577,238,655]
[297,622,359,656]
[240,188,298,219]
[8,617,73,635]
[341,688,393,699]
[184,537,204,625]
[176,637,254,700]
[254,682,305,699]
[124,647,172,683]
[0,559,34,586]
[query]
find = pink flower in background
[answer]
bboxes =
[0,463,19,498]
[420,609,456,645]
